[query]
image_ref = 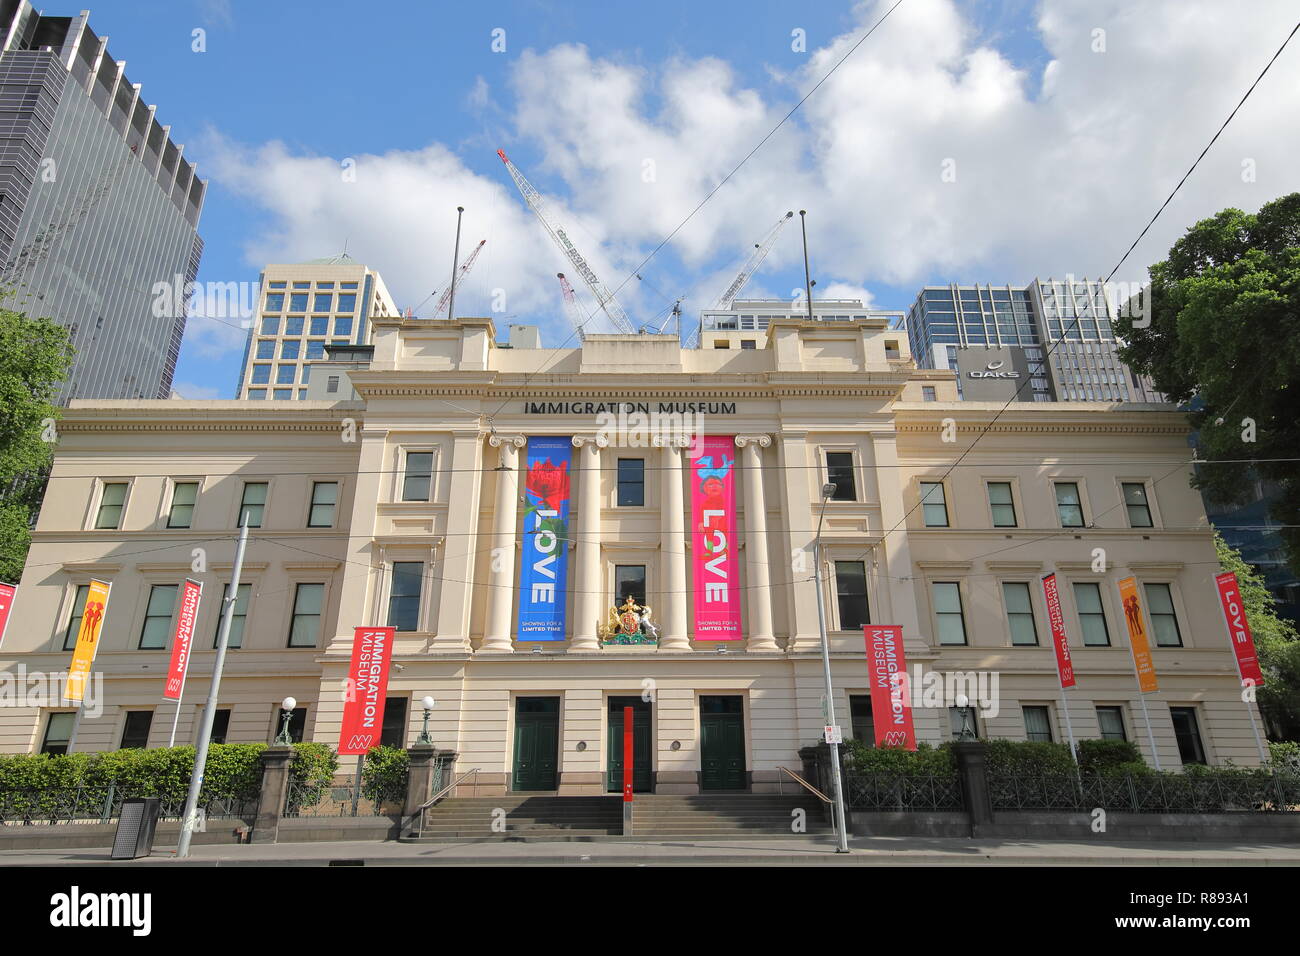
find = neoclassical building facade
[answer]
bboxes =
[0,314,1263,790]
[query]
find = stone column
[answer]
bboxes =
[431,430,486,651]
[404,743,438,820]
[655,435,691,651]
[250,745,294,844]
[953,740,992,837]
[481,434,525,652]
[736,435,777,651]
[570,436,607,652]
[778,432,821,650]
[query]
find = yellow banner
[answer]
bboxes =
[1118,576,1158,692]
[63,580,110,702]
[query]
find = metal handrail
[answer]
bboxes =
[403,767,479,837]
[778,766,832,804]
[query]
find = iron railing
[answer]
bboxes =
[844,772,965,811]
[990,772,1300,813]
[282,777,406,818]
[0,781,256,826]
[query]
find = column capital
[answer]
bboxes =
[486,433,527,449]
[571,434,609,448]
[734,434,771,449]
[652,434,693,449]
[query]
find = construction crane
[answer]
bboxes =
[497,149,635,334]
[556,272,592,340]
[432,239,486,317]
[685,210,794,347]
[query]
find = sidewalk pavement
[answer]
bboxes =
[2,836,1299,866]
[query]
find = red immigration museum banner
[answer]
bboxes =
[864,625,916,750]
[162,579,203,700]
[338,626,395,756]
[690,435,741,640]
[0,581,15,651]
[1214,572,1266,686]
[1041,573,1076,689]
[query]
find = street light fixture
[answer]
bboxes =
[812,481,850,854]
[417,696,436,745]
[275,696,297,745]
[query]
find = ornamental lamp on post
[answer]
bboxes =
[417,696,436,745]
[275,696,297,746]
[955,693,977,741]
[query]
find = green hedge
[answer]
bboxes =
[0,742,337,807]
[1076,739,1143,775]
[842,740,955,775]
[360,745,408,803]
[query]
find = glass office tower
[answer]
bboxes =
[0,2,205,401]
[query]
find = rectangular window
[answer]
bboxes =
[269,281,286,290]
[987,482,1016,527]
[1170,707,1206,765]
[281,340,301,360]
[265,293,284,311]
[616,459,645,507]
[1096,706,1127,741]
[284,316,304,336]
[215,583,251,648]
[260,316,279,336]
[288,583,324,647]
[63,584,91,650]
[614,565,646,608]
[933,582,967,645]
[388,562,423,632]
[306,340,326,360]
[334,317,354,336]
[313,293,332,312]
[922,386,937,402]
[276,364,296,385]
[95,482,127,529]
[1002,582,1038,645]
[326,375,340,393]
[251,364,271,385]
[120,711,153,749]
[337,293,357,312]
[1072,582,1110,646]
[256,340,275,359]
[139,584,178,649]
[834,560,870,630]
[380,697,408,748]
[850,695,874,745]
[209,709,231,744]
[1123,482,1153,527]
[308,481,338,527]
[273,388,292,401]
[920,481,948,527]
[1145,582,1182,646]
[826,452,856,501]
[310,317,329,336]
[290,293,308,311]
[239,482,268,528]
[402,452,433,501]
[41,712,76,755]
[1054,482,1084,527]
[1023,705,1053,742]
[168,482,198,528]
[740,339,756,350]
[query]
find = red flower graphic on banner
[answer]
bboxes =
[526,458,570,510]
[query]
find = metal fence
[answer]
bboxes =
[282,778,405,818]
[990,772,1300,813]
[844,773,965,811]
[0,781,256,826]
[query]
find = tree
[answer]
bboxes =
[1215,532,1300,741]
[1116,193,1300,574]
[0,291,73,581]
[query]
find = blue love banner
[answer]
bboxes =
[517,437,572,641]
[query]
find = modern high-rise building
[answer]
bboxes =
[698,298,906,350]
[234,255,398,400]
[0,2,206,401]
[905,279,1164,404]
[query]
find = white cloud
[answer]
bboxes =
[169,380,222,400]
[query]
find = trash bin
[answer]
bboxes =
[111,798,161,860]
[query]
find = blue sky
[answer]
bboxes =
[78,1,1300,398]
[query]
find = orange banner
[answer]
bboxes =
[1118,576,1158,692]
[63,579,111,702]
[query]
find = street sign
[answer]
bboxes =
[824,725,842,744]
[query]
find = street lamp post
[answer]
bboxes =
[275,696,297,745]
[416,696,435,745]
[813,481,851,854]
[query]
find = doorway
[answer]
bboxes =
[512,697,560,791]
[700,695,746,790]
[607,696,653,792]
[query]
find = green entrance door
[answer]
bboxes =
[607,697,652,793]
[512,697,559,791]
[700,695,746,791]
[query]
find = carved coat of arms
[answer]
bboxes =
[598,595,659,645]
